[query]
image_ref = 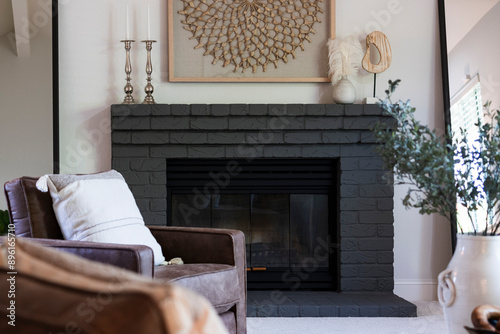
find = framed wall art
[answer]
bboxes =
[168,0,336,82]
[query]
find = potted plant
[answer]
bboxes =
[374,80,500,334]
[0,210,9,235]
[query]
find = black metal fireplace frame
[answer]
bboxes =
[166,158,339,290]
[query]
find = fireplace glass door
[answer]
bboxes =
[167,159,337,289]
[172,193,329,269]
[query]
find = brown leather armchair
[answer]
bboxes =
[0,236,229,334]
[4,176,247,334]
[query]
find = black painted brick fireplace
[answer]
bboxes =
[111,103,397,295]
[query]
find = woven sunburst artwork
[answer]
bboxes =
[178,0,324,73]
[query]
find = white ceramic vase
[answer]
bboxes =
[332,76,355,104]
[438,234,500,334]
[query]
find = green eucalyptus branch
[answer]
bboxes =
[0,210,9,235]
[374,80,500,235]
[374,80,457,218]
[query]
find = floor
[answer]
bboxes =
[247,301,445,334]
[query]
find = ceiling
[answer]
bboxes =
[445,0,500,52]
[0,0,52,57]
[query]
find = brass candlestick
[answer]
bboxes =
[142,40,157,104]
[121,40,135,104]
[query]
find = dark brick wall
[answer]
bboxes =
[111,104,395,292]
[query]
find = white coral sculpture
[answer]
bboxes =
[327,35,364,83]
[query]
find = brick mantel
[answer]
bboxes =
[111,103,395,293]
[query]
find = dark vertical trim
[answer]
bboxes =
[52,0,60,174]
[333,158,341,292]
[438,0,457,252]
[438,0,451,133]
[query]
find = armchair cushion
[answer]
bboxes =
[35,170,165,265]
[155,263,240,313]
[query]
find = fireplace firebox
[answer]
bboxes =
[166,159,338,289]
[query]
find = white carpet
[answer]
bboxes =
[247,301,446,334]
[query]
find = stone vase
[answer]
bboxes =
[438,234,500,334]
[332,76,356,104]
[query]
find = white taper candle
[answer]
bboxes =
[147,5,151,40]
[126,4,130,40]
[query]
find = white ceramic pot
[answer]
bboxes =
[332,76,355,104]
[438,234,500,334]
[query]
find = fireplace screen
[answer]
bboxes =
[172,193,329,269]
[167,159,337,289]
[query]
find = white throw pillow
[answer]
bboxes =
[36,170,166,265]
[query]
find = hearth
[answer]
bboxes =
[166,159,337,290]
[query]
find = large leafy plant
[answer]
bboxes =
[374,80,500,235]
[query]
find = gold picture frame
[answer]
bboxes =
[168,0,336,83]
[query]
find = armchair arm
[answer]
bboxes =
[29,238,154,277]
[148,226,246,266]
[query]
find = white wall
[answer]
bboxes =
[0,2,53,209]
[448,2,500,109]
[57,0,451,301]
